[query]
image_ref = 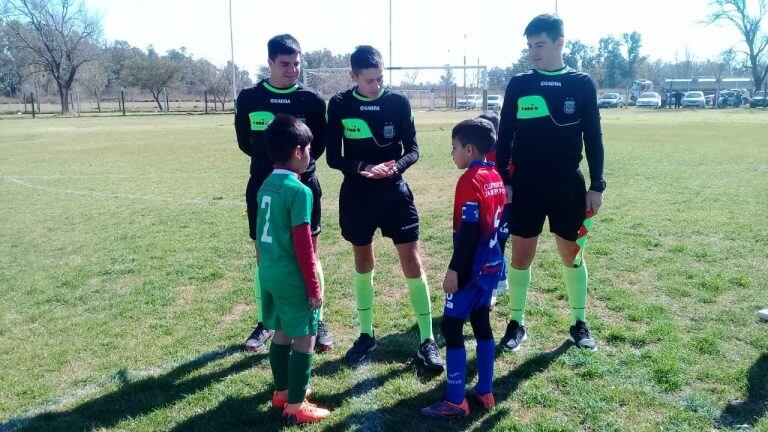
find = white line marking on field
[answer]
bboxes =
[346,361,383,432]
[1,175,245,207]
[0,346,242,432]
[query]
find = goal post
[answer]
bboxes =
[302,65,488,111]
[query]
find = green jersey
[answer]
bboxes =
[256,169,313,288]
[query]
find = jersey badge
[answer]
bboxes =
[564,100,576,114]
[383,124,396,139]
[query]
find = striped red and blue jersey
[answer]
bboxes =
[452,161,507,290]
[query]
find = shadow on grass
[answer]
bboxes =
[718,352,768,428]
[7,344,259,432]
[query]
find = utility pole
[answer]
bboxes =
[229,0,237,106]
[389,0,393,86]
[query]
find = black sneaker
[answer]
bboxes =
[315,320,333,353]
[345,333,376,366]
[244,322,273,352]
[417,339,445,372]
[499,320,527,352]
[568,320,596,351]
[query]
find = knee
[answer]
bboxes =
[441,316,465,349]
[470,309,493,341]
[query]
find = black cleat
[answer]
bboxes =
[417,339,445,372]
[499,320,527,352]
[345,333,376,366]
[568,320,596,351]
[244,322,273,352]
[315,320,334,353]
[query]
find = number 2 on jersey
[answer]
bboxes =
[260,195,273,243]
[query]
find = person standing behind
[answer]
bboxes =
[495,14,606,352]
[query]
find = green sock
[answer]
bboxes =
[354,271,375,336]
[564,262,588,325]
[253,264,263,321]
[316,260,325,321]
[508,267,531,325]
[406,273,434,342]
[287,350,313,404]
[269,342,291,391]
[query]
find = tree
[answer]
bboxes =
[708,0,768,90]
[77,58,106,111]
[487,66,508,90]
[439,64,455,88]
[121,46,180,110]
[622,32,645,83]
[0,21,24,97]
[598,36,625,88]
[2,0,102,113]
[303,48,351,69]
[564,40,596,71]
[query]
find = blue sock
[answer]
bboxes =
[445,347,466,404]
[475,339,495,395]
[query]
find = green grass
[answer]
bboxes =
[1,108,767,431]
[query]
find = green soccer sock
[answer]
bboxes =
[508,267,531,325]
[406,273,434,342]
[269,342,291,391]
[564,262,589,325]
[287,350,313,404]
[316,260,325,321]
[253,264,263,321]
[354,270,375,336]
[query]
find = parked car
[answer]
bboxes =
[456,94,483,110]
[682,91,706,108]
[635,92,662,108]
[717,90,740,108]
[487,95,503,110]
[598,93,626,108]
[750,91,767,108]
[705,94,715,106]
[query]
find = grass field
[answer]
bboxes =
[1,109,767,432]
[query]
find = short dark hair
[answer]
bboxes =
[477,112,500,131]
[524,14,564,42]
[350,45,384,74]
[452,118,497,155]
[264,114,313,164]
[267,34,301,60]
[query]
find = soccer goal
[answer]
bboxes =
[302,66,489,111]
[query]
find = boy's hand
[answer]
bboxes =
[505,185,513,204]
[442,269,459,294]
[309,297,323,311]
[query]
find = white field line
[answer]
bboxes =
[0,347,242,432]
[346,361,383,432]
[1,175,244,207]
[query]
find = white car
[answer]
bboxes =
[487,95,503,110]
[635,92,662,108]
[456,94,483,110]
[682,91,706,108]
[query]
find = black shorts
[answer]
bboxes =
[246,174,322,240]
[508,170,587,241]
[339,179,419,246]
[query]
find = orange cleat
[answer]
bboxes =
[472,390,495,410]
[272,389,312,410]
[282,400,331,425]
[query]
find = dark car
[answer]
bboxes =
[598,93,626,108]
[750,91,767,108]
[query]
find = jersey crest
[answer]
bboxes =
[564,99,576,114]
[383,123,395,139]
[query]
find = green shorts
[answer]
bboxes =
[261,282,319,338]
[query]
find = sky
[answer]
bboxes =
[84,0,749,83]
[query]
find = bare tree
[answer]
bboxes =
[2,0,102,113]
[121,46,180,111]
[708,0,768,90]
[77,58,106,111]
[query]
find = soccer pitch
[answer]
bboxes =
[1,109,767,431]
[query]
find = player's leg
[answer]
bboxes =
[305,175,333,353]
[500,176,545,351]
[469,305,495,410]
[550,171,595,350]
[244,177,273,351]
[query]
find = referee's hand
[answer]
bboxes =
[586,190,603,215]
[309,297,323,311]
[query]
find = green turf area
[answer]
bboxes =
[1,109,767,431]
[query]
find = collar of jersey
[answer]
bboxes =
[263,81,299,94]
[535,66,570,76]
[272,167,300,177]
[353,88,385,102]
[468,160,495,169]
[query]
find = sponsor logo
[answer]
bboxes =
[383,124,395,139]
[446,301,454,309]
[540,81,562,87]
[564,100,576,114]
[401,222,419,231]
[520,104,540,113]
[360,105,380,111]
[269,98,291,104]
[345,124,361,134]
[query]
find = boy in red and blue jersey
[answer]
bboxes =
[422,118,506,419]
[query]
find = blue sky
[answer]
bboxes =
[85,0,747,79]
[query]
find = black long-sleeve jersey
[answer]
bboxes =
[496,67,606,192]
[234,79,326,183]
[326,88,418,186]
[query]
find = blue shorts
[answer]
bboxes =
[443,283,493,319]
